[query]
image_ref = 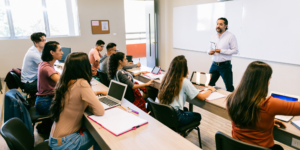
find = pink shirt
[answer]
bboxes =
[36,61,58,96]
[88,48,102,76]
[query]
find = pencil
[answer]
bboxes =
[120,105,127,111]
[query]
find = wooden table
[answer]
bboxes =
[85,79,201,150]
[127,66,300,149]
[55,66,201,150]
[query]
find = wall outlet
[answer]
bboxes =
[292,138,300,149]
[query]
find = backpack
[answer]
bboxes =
[4,68,22,89]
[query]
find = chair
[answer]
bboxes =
[215,131,270,150]
[126,55,133,62]
[0,118,50,150]
[29,107,52,131]
[147,98,202,148]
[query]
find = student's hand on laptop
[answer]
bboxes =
[136,62,141,67]
[94,91,108,96]
[274,119,286,128]
[141,71,149,74]
[208,86,216,92]
[146,79,154,86]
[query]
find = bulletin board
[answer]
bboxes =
[91,20,110,34]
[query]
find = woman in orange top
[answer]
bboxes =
[227,61,300,150]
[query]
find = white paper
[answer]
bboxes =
[206,92,226,101]
[88,108,147,136]
[144,73,165,80]
[92,21,99,26]
[101,21,109,31]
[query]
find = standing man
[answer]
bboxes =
[21,32,47,95]
[208,18,238,92]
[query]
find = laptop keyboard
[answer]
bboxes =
[194,86,205,91]
[99,97,118,106]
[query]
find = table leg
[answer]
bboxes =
[189,103,193,112]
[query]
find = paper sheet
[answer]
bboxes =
[206,92,226,101]
[92,21,99,26]
[101,21,109,31]
[144,73,165,80]
[88,108,147,136]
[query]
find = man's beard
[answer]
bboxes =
[216,28,223,33]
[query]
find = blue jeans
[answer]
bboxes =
[35,95,54,115]
[209,61,234,92]
[176,108,201,127]
[49,129,101,150]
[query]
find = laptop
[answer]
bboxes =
[271,91,300,122]
[98,80,127,110]
[190,71,211,91]
[59,47,71,63]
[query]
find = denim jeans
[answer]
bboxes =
[49,129,101,150]
[35,95,54,115]
[175,108,201,127]
[209,61,234,92]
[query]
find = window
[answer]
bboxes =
[0,0,10,37]
[0,0,80,39]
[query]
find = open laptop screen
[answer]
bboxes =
[191,72,211,86]
[271,93,298,102]
[108,81,127,101]
[59,47,71,63]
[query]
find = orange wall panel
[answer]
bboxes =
[126,43,146,58]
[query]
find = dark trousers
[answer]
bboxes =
[209,61,234,92]
[175,107,201,128]
[23,80,38,94]
[269,144,284,150]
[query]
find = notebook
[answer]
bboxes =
[144,66,163,79]
[88,108,148,136]
[205,92,226,101]
[190,71,211,91]
[271,91,300,122]
[292,120,300,130]
[98,80,127,110]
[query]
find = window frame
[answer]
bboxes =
[0,0,80,40]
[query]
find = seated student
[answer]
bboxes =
[49,52,106,150]
[99,43,141,86]
[227,61,300,150]
[88,40,105,77]
[107,52,153,112]
[158,55,215,127]
[21,32,47,95]
[36,41,63,115]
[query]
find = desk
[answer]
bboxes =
[127,66,300,149]
[55,66,201,150]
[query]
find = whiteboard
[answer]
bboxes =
[173,0,300,65]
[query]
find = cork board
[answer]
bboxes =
[91,20,110,34]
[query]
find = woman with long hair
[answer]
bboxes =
[158,55,215,127]
[107,52,153,112]
[36,41,63,115]
[227,61,300,150]
[49,52,106,150]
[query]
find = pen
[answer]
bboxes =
[128,107,139,114]
[120,105,127,111]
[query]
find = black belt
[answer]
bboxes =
[213,61,231,66]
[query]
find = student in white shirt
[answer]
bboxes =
[208,18,238,92]
[158,55,215,127]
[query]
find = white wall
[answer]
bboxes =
[157,0,300,96]
[0,0,126,78]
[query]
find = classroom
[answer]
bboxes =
[0,0,300,150]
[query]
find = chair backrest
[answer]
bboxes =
[9,72,23,89]
[0,118,34,150]
[147,98,179,131]
[126,55,133,62]
[0,79,2,94]
[215,131,270,150]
